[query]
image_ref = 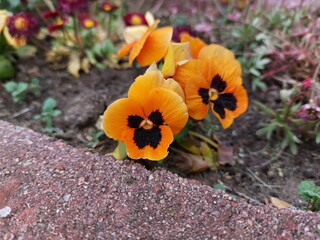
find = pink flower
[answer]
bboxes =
[227,12,241,22]
[302,78,312,89]
[194,22,212,33]
[296,103,320,121]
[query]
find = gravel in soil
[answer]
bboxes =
[0,56,319,209]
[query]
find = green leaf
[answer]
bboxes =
[0,56,15,80]
[15,83,28,94]
[30,77,40,96]
[4,82,17,92]
[214,183,226,191]
[15,45,37,59]
[316,131,320,144]
[174,120,191,141]
[249,68,261,77]
[252,78,266,91]
[52,110,62,117]
[298,181,320,201]
[256,123,277,140]
[252,101,276,116]
[43,98,57,112]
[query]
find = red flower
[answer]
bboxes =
[101,1,118,12]
[172,25,194,42]
[123,13,147,26]
[7,12,39,40]
[57,0,88,14]
[43,11,60,19]
[80,17,97,29]
[48,17,68,32]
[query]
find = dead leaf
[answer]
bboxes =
[270,197,291,209]
[214,135,234,165]
[169,150,208,174]
[95,115,103,130]
[81,57,90,73]
[68,52,81,77]
[199,141,218,171]
[108,141,127,160]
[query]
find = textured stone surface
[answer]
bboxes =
[0,120,319,239]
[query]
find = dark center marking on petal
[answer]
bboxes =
[133,126,162,149]
[148,110,164,126]
[211,74,226,93]
[127,115,144,128]
[198,88,209,105]
[212,93,237,119]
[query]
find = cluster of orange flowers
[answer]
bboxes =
[103,15,248,161]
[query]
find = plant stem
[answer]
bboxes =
[188,130,218,149]
[73,13,83,51]
[309,62,320,107]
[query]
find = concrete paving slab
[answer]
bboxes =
[0,121,319,239]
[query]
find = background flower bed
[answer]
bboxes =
[0,0,319,209]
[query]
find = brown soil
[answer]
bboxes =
[1,56,319,209]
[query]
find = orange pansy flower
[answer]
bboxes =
[180,33,207,59]
[116,20,173,67]
[181,44,248,128]
[103,88,188,160]
[103,67,188,160]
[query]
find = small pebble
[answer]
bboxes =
[0,206,11,218]
[63,194,71,202]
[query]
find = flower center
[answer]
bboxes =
[84,19,95,28]
[139,119,154,130]
[104,4,111,11]
[56,18,64,26]
[14,17,27,30]
[131,15,142,25]
[209,88,218,101]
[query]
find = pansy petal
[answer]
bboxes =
[122,125,173,160]
[145,11,155,26]
[102,98,145,140]
[180,33,207,59]
[123,25,148,43]
[198,44,242,85]
[226,84,248,118]
[185,76,210,120]
[144,88,188,135]
[136,26,173,66]
[173,59,206,89]
[162,44,175,77]
[129,20,159,65]
[162,78,185,101]
[129,70,164,103]
[129,69,185,102]
[211,106,234,129]
[162,42,191,78]
[116,41,136,58]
